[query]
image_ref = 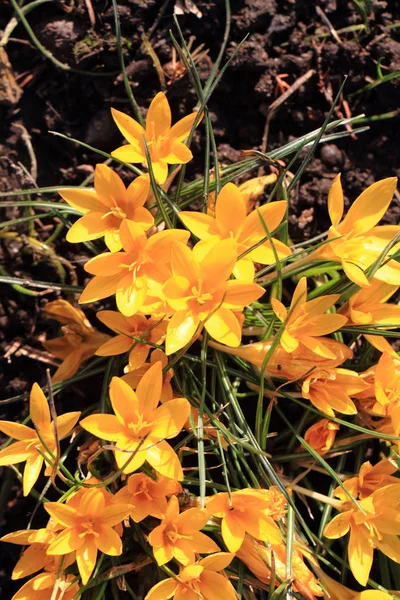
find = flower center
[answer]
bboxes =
[164,524,189,544]
[102,206,127,221]
[79,519,99,538]
[127,414,151,438]
[136,481,153,501]
[190,282,213,306]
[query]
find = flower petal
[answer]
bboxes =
[112,144,145,163]
[168,111,198,142]
[166,311,198,355]
[111,107,145,148]
[221,513,245,552]
[0,421,34,441]
[204,308,242,347]
[215,183,247,237]
[328,174,344,227]
[55,411,81,440]
[146,92,171,137]
[94,164,127,209]
[200,238,237,285]
[240,200,287,240]
[144,578,177,600]
[224,280,264,308]
[136,361,163,413]
[79,274,122,304]
[341,177,397,236]
[58,188,99,213]
[79,413,122,440]
[76,538,98,585]
[67,213,109,243]
[146,440,183,480]
[348,524,373,586]
[151,398,190,439]
[200,571,237,600]
[47,528,83,555]
[28,382,50,428]
[23,453,43,496]
[109,376,139,425]
[96,524,123,555]
[179,211,216,240]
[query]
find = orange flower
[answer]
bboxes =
[163,239,264,354]
[303,419,339,455]
[11,573,79,600]
[236,535,323,598]
[79,220,189,316]
[316,174,399,287]
[80,362,190,480]
[145,553,237,600]
[206,489,282,552]
[114,472,181,522]
[111,92,199,184]
[324,484,400,585]
[0,525,74,580]
[43,299,109,382]
[315,565,393,599]
[334,458,399,501]
[180,182,291,281]
[45,488,132,584]
[59,165,152,251]
[301,367,368,416]
[148,495,219,565]
[0,383,80,496]
[96,310,167,370]
[271,277,347,359]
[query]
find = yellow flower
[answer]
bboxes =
[163,239,264,354]
[145,553,237,600]
[236,535,323,598]
[324,484,400,585]
[43,299,110,383]
[334,458,399,501]
[0,384,80,496]
[114,472,181,522]
[339,279,400,355]
[59,165,152,251]
[111,92,199,184]
[148,495,219,566]
[271,277,347,359]
[206,488,282,552]
[314,564,393,600]
[301,367,368,416]
[79,220,189,316]
[80,362,190,480]
[179,182,291,281]
[45,487,132,585]
[0,524,75,580]
[316,174,399,287]
[210,336,352,380]
[11,572,79,600]
[370,352,400,438]
[96,310,167,370]
[303,418,339,455]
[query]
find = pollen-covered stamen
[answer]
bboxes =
[101,206,127,221]
[126,414,152,438]
[190,281,213,305]
[164,524,191,544]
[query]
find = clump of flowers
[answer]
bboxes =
[1,72,400,600]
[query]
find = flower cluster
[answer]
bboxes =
[1,90,400,600]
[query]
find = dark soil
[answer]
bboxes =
[1,0,400,596]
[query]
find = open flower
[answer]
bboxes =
[145,553,236,600]
[236,535,323,598]
[324,484,400,585]
[271,277,347,359]
[148,495,219,566]
[0,524,75,580]
[43,299,110,383]
[180,182,291,281]
[80,362,190,480]
[301,367,368,416]
[96,310,167,370]
[79,220,189,316]
[0,383,80,496]
[303,418,339,455]
[315,174,399,287]
[122,348,174,402]
[339,279,400,355]
[206,488,282,552]
[11,573,79,600]
[111,92,199,184]
[45,488,132,585]
[163,239,264,354]
[114,472,181,522]
[60,165,152,252]
[334,458,399,501]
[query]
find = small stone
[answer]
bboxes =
[320,144,343,168]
